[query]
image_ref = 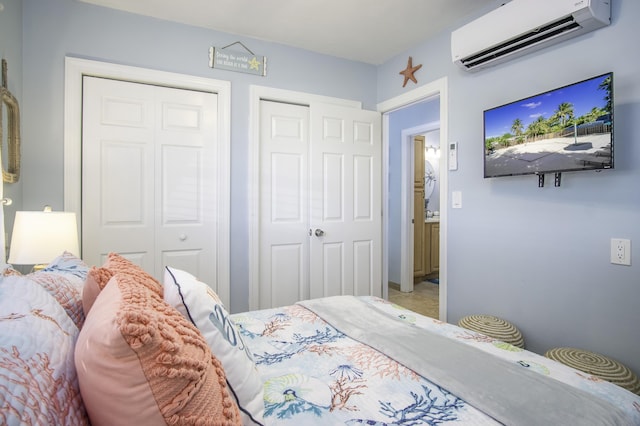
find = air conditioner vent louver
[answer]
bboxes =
[451,0,610,72]
[461,16,580,69]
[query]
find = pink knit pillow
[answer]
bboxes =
[75,273,241,426]
[81,252,162,315]
[102,252,163,295]
[81,266,113,315]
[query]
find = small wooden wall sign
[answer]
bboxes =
[208,46,267,76]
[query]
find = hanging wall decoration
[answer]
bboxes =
[399,56,422,88]
[208,41,267,76]
[0,59,21,183]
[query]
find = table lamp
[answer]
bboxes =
[7,208,79,271]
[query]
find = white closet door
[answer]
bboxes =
[258,100,382,309]
[82,77,218,285]
[258,100,310,308]
[309,103,382,298]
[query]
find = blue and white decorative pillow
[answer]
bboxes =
[163,266,264,426]
[0,275,89,425]
[20,252,88,329]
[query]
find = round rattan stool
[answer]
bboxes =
[544,347,640,395]
[457,314,525,348]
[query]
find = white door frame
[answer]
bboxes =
[378,77,448,322]
[248,85,361,310]
[63,57,232,307]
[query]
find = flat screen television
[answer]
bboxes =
[484,72,613,179]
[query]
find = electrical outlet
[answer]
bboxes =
[610,238,631,266]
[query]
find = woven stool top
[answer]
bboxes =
[457,314,525,348]
[544,347,640,395]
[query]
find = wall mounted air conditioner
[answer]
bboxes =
[451,0,610,72]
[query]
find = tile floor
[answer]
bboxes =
[388,280,439,319]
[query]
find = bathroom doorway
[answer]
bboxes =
[380,77,448,321]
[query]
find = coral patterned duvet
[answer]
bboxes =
[231,296,640,426]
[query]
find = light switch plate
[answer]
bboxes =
[452,191,462,208]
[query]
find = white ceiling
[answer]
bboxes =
[78,0,496,64]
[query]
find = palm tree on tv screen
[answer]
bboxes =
[511,118,524,144]
[552,102,575,128]
[526,116,549,139]
[599,75,612,114]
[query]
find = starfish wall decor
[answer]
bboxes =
[399,56,422,87]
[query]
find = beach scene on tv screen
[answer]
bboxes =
[484,73,612,177]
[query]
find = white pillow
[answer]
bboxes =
[163,267,264,425]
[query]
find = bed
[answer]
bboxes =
[1,252,639,425]
[235,297,640,425]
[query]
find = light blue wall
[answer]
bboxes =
[20,0,376,313]
[387,99,439,283]
[0,0,23,241]
[379,0,640,375]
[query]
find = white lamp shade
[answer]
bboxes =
[8,211,80,265]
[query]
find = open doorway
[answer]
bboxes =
[388,123,441,319]
[379,77,448,322]
[390,130,441,319]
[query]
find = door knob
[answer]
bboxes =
[314,228,325,237]
[179,234,187,241]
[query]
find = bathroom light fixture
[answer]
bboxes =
[425,145,441,158]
